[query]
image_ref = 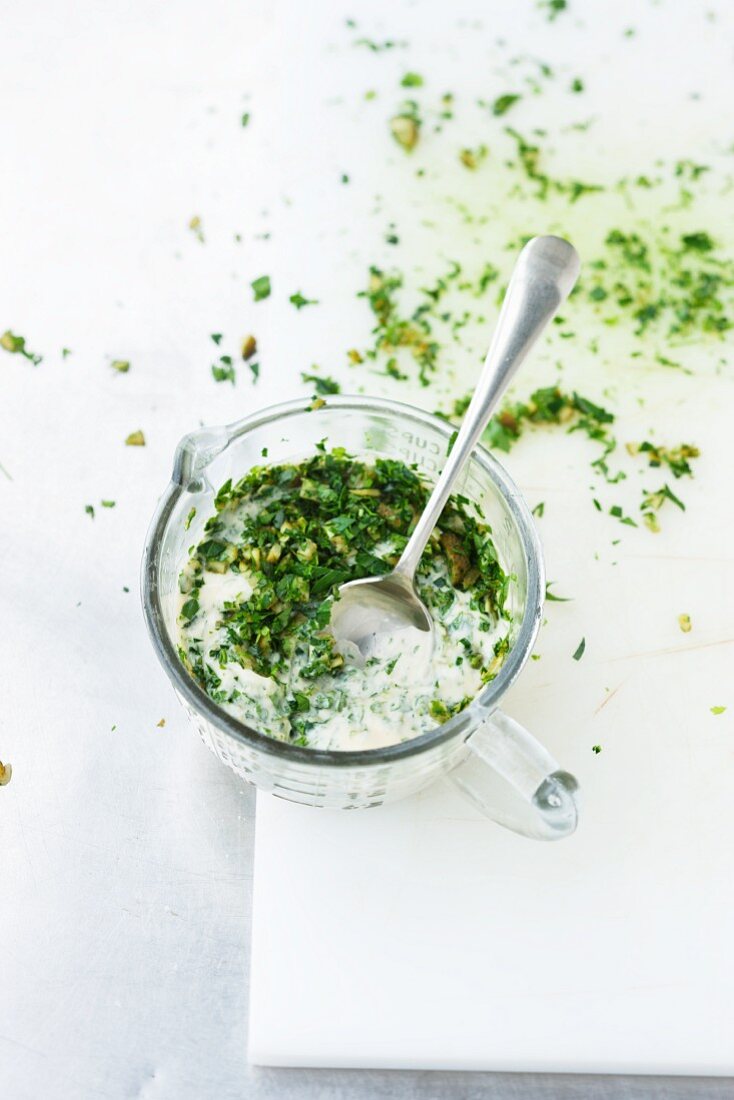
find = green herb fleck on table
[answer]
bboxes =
[240,112,250,127]
[572,637,586,661]
[301,371,341,395]
[592,744,602,754]
[85,504,95,519]
[125,430,145,446]
[459,144,488,170]
[545,582,571,602]
[539,0,568,20]
[251,275,271,302]
[111,359,130,373]
[711,706,727,716]
[492,93,521,116]
[400,72,423,88]
[101,500,115,509]
[185,508,197,531]
[212,355,236,384]
[290,292,319,310]
[1,330,42,365]
[678,613,692,633]
[188,215,204,243]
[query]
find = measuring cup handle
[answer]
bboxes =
[446,709,580,840]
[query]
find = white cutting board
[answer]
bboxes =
[248,0,734,1073]
[248,404,734,1072]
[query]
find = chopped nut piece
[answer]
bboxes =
[390,113,420,151]
[241,335,257,360]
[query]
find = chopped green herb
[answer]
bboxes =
[711,706,726,716]
[290,292,319,310]
[111,359,130,373]
[572,637,586,661]
[85,504,95,519]
[545,583,571,602]
[592,744,602,754]
[248,360,260,382]
[251,275,271,302]
[125,430,146,446]
[212,355,236,384]
[400,72,424,88]
[492,93,521,116]
[301,371,341,395]
[185,507,197,530]
[459,144,488,170]
[240,112,250,127]
[532,502,545,518]
[210,334,223,345]
[188,215,204,243]
[1,330,42,365]
[678,613,692,633]
[101,500,115,509]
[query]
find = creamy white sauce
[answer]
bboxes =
[178,564,507,752]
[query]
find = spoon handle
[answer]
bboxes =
[394,235,580,581]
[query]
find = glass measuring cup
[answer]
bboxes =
[141,396,579,840]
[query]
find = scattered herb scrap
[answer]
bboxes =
[188,215,204,243]
[125,430,146,446]
[1,330,42,365]
[400,72,424,88]
[459,144,488,170]
[492,93,521,116]
[85,504,95,519]
[290,292,319,310]
[711,706,727,716]
[592,744,602,754]
[212,355,236,384]
[301,371,341,394]
[572,637,586,661]
[251,275,271,302]
[678,613,692,633]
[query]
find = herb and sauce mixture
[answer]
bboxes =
[176,450,511,751]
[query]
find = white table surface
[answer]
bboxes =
[2,0,732,1096]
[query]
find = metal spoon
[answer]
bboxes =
[330,235,580,665]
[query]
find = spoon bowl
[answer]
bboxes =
[330,572,433,666]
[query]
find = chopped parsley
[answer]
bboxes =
[251,275,271,302]
[212,355,236,384]
[1,330,42,365]
[492,93,521,116]
[572,637,586,661]
[301,371,341,394]
[110,359,130,373]
[125,430,146,446]
[290,292,319,309]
